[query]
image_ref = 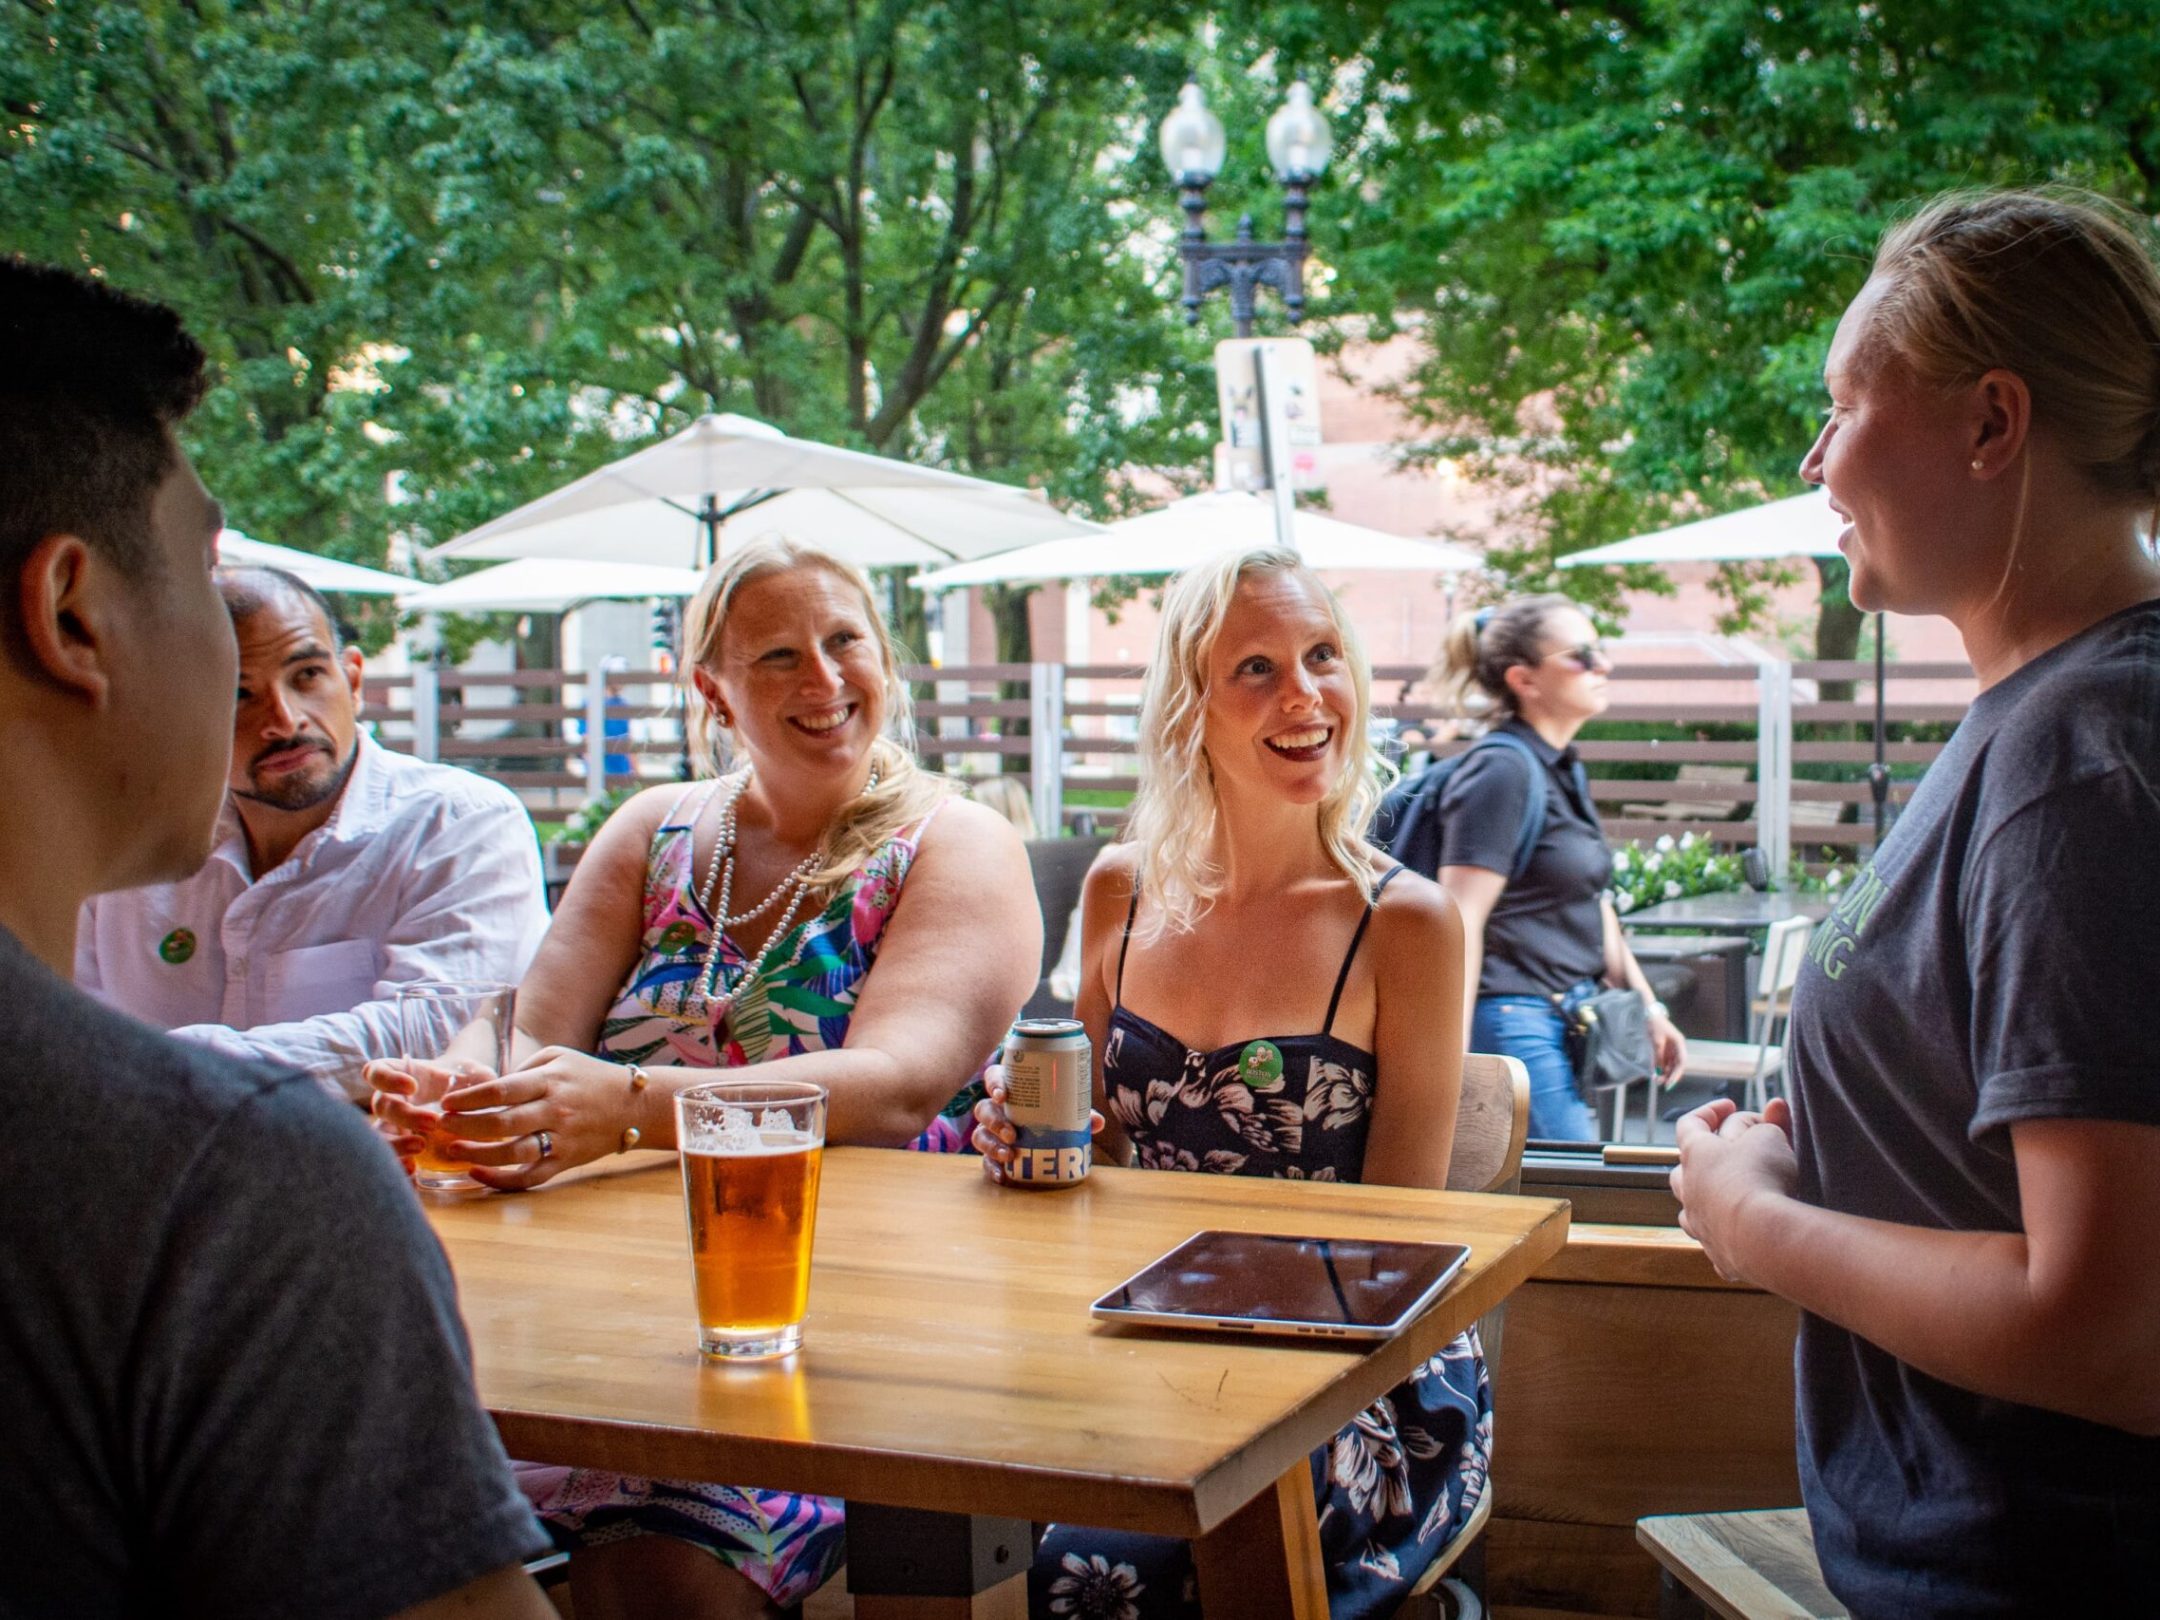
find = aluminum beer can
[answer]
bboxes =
[1002,1017,1092,1189]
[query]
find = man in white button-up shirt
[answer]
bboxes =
[77,566,550,1102]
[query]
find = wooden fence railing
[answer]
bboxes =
[362,655,1977,877]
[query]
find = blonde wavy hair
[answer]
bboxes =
[1122,546,1388,943]
[681,534,950,886]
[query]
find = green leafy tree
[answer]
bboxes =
[5,2,1223,626]
[1,1,425,567]
[1236,0,2160,658]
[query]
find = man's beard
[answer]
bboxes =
[233,737,359,814]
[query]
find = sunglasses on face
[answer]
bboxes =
[1545,641,1610,672]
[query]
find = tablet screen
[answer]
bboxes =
[1091,1230,1471,1337]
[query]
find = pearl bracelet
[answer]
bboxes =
[620,1063,649,1153]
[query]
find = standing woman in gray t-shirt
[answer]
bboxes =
[1672,189,2160,1617]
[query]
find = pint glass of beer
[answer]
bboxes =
[395,982,515,1192]
[676,1079,829,1359]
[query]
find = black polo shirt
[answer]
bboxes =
[1437,718,1612,997]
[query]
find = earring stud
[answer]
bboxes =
[1971,458,1985,472]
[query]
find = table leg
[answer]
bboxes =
[846,1502,1032,1620]
[1192,1463,1329,1620]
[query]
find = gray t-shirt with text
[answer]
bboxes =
[1786,600,2160,1617]
[0,924,547,1618]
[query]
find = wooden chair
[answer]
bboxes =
[1445,1051,1532,1197]
[1637,1508,1849,1619]
[1398,1052,1531,1619]
[1653,916,1812,1133]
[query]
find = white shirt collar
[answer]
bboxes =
[214,731,386,884]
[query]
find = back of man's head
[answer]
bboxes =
[0,259,209,660]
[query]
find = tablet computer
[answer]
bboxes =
[1089,1230,1472,1343]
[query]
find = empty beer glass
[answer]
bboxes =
[396,982,516,1192]
[676,1079,829,1359]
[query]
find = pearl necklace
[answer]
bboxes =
[691,761,880,1019]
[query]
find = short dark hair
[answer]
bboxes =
[0,260,210,632]
[216,566,345,653]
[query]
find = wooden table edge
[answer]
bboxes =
[1186,1197,1570,1536]
[1536,1220,1759,1290]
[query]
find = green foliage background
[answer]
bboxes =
[1237,0,2160,651]
[8,0,2159,667]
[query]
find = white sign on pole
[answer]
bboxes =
[1213,338,1323,496]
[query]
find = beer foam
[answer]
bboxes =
[684,1104,816,1156]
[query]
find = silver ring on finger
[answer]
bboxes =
[535,1130,555,1162]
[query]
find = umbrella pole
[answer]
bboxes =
[1869,611,1890,848]
[680,497,720,781]
[698,493,722,569]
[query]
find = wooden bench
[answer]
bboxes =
[1622,764,1751,822]
[1637,1508,1849,1619]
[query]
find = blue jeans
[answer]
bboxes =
[1472,986,1600,1141]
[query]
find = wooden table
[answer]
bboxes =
[428,1148,1568,1618]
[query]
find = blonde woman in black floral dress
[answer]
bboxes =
[977,547,1489,1620]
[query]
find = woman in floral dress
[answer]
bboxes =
[371,536,1040,1620]
[977,547,1490,1619]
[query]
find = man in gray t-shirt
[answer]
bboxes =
[0,262,553,1617]
[0,928,551,1616]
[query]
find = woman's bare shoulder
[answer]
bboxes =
[1083,840,1140,895]
[914,793,1026,862]
[584,781,698,857]
[1371,862,1462,945]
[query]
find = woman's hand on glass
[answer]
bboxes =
[427,1046,637,1191]
[365,1057,492,1180]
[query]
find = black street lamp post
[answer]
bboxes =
[1160,81,1333,338]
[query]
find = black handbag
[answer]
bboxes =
[1557,986,1658,1099]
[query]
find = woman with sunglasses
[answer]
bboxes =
[1425,596,1684,1139]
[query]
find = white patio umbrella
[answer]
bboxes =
[1555,490,1840,568]
[1559,488,1892,843]
[428,412,1099,571]
[217,529,411,595]
[908,491,1484,591]
[398,558,705,615]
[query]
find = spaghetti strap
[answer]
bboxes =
[1322,866,1407,1037]
[1114,882,1140,1005]
[665,778,721,830]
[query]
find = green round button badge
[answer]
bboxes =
[158,928,197,965]
[1238,1039,1284,1091]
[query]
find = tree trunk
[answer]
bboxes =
[884,571,933,706]
[986,582,1037,776]
[1811,558,1863,704]
[502,612,564,775]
